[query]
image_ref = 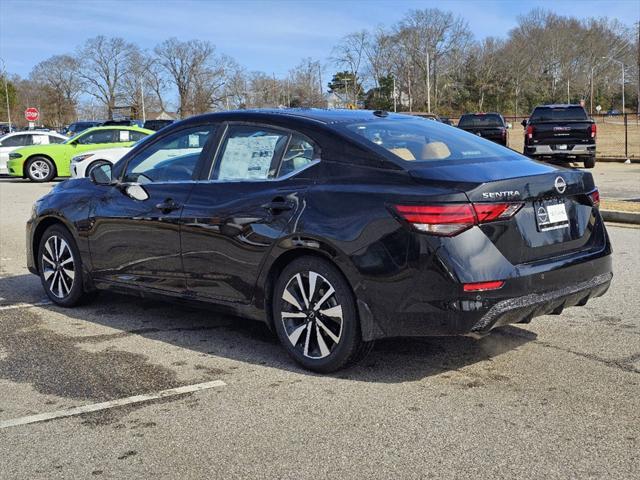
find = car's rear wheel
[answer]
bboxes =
[38,225,93,307]
[26,156,56,182]
[85,159,109,178]
[583,155,596,169]
[273,256,372,372]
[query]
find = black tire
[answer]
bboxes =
[272,256,372,372]
[85,159,109,178]
[37,225,94,307]
[583,156,596,169]
[26,156,56,182]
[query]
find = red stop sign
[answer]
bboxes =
[25,107,40,122]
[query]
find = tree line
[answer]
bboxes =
[0,7,638,127]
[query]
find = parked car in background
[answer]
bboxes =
[7,125,153,182]
[143,119,174,131]
[71,145,135,178]
[606,109,621,116]
[522,104,596,168]
[26,109,611,372]
[102,119,144,127]
[63,121,102,137]
[457,112,509,146]
[0,123,18,135]
[0,131,67,174]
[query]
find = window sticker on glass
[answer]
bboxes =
[188,134,200,148]
[218,135,280,180]
[119,130,130,142]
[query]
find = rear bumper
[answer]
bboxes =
[468,272,611,336]
[525,144,595,157]
[361,240,612,339]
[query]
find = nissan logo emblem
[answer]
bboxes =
[554,176,567,194]
[537,206,548,223]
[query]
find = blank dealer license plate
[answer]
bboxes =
[535,199,569,231]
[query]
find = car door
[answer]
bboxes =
[180,124,318,302]
[0,134,31,170]
[87,124,217,294]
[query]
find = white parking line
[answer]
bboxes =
[0,301,52,311]
[0,380,226,429]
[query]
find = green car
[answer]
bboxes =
[7,125,154,182]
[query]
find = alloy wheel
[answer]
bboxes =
[29,160,51,180]
[280,271,343,359]
[41,235,75,298]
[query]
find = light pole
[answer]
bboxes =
[0,58,12,133]
[602,56,625,113]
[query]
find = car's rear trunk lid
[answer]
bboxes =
[408,159,603,264]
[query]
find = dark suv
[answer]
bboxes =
[457,113,509,146]
[523,104,596,168]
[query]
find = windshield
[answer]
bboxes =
[458,114,504,128]
[345,117,518,163]
[530,106,588,122]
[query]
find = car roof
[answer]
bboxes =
[535,104,583,109]
[80,125,153,134]
[180,108,416,127]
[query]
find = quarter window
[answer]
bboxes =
[129,130,148,142]
[123,126,214,184]
[279,134,317,177]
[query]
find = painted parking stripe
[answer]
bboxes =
[0,301,52,311]
[0,380,226,429]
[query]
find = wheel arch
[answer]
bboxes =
[258,241,384,342]
[32,216,76,272]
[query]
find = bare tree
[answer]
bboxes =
[31,55,82,125]
[154,38,221,117]
[77,36,136,118]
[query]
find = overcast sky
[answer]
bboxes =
[1,0,638,77]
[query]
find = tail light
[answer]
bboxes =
[588,189,600,208]
[393,202,523,237]
[590,123,597,139]
[463,281,505,292]
[526,125,534,140]
[501,128,507,139]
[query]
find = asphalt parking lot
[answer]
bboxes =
[0,173,638,479]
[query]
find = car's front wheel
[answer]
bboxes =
[273,256,372,372]
[38,225,93,307]
[26,156,56,182]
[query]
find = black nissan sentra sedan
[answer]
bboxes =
[26,109,612,372]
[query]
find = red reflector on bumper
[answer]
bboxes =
[463,281,505,292]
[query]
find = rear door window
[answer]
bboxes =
[212,126,289,181]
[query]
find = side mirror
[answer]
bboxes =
[90,163,113,185]
[521,119,527,128]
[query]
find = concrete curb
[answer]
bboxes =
[597,157,639,163]
[601,209,640,225]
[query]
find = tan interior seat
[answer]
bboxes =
[389,147,416,161]
[420,142,451,160]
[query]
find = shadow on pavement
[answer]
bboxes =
[0,274,536,386]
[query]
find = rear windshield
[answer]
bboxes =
[345,117,519,164]
[530,106,588,122]
[458,114,504,128]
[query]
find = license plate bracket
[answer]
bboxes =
[535,198,569,231]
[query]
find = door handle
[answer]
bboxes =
[263,198,293,213]
[155,198,182,213]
